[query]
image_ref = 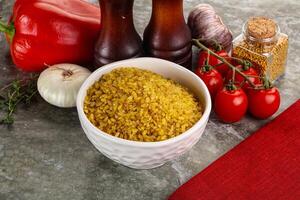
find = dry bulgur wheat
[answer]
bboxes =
[84,67,203,142]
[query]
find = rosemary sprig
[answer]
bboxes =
[0,74,38,125]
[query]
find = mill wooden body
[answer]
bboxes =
[143,0,192,69]
[94,0,143,68]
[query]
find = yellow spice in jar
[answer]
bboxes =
[84,67,203,142]
[233,17,289,81]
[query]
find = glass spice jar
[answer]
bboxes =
[233,17,288,82]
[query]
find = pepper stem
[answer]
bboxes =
[192,39,257,88]
[0,20,15,41]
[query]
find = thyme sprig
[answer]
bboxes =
[0,74,38,125]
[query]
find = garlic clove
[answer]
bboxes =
[188,4,233,53]
[38,63,91,108]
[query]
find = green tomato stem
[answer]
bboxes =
[197,38,223,51]
[192,39,257,88]
[232,67,236,83]
[262,76,273,89]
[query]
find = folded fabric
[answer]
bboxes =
[169,100,300,200]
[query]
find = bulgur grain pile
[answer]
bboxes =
[84,67,202,142]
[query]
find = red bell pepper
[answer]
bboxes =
[0,0,101,72]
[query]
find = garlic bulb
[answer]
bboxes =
[38,64,91,108]
[188,4,233,52]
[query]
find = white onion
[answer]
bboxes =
[37,63,91,108]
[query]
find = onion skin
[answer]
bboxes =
[188,4,233,53]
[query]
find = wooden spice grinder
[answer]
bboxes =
[94,0,143,68]
[143,0,192,70]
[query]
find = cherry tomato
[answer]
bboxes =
[214,87,248,123]
[248,87,280,119]
[226,65,261,92]
[195,67,224,99]
[198,49,218,66]
[214,50,230,77]
[198,49,230,77]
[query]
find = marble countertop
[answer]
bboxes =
[0,0,299,199]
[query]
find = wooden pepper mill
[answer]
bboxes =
[143,0,192,69]
[94,0,143,68]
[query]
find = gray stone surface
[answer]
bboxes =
[0,0,299,200]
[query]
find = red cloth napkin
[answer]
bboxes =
[169,100,300,200]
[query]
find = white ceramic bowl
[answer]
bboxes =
[77,58,211,169]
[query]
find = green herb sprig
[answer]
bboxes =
[0,74,38,125]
